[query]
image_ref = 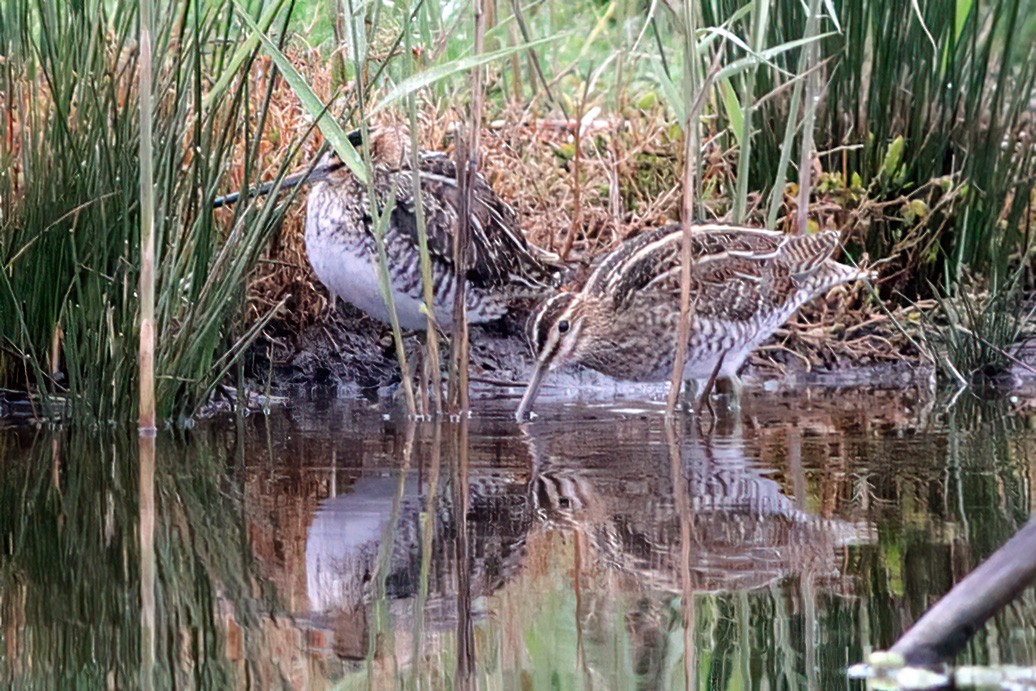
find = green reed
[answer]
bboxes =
[924,278,1035,391]
[701,0,1035,284]
[0,428,287,687]
[475,0,1033,289]
[403,2,444,417]
[0,0,306,425]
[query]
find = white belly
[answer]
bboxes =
[681,320,761,382]
[305,225,431,330]
[305,188,506,330]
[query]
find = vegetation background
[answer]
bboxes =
[1,0,1034,425]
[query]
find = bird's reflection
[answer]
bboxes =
[521,412,874,594]
[303,442,533,659]
[301,406,875,669]
[306,475,422,613]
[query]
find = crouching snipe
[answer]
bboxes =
[305,127,560,331]
[515,223,871,420]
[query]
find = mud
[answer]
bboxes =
[248,299,939,410]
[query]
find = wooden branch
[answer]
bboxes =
[889,518,1036,665]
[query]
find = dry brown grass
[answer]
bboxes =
[222,55,916,368]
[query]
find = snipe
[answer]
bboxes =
[515,223,871,419]
[305,127,560,330]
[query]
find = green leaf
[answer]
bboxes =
[368,34,565,116]
[232,0,369,185]
[718,77,744,146]
[635,91,658,110]
[715,31,836,81]
[700,25,753,56]
[696,2,754,55]
[954,0,974,41]
[821,0,842,33]
[881,136,905,180]
[649,56,685,122]
[910,199,929,219]
[203,0,289,110]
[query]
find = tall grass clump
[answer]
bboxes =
[478,0,1031,292]
[923,278,1036,391]
[0,0,306,424]
[698,0,1035,289]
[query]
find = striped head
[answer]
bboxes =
[322,125,412,177]
[311,127,368,185]
[367,125,412,170]
[517,291,589,420]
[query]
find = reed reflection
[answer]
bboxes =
[139,434,156,691]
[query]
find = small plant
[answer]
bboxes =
[923,275,1035,393]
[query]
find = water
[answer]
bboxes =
[2,385,1035,689]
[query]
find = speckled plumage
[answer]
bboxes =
[516,223,871,418]
[305,128,560,330]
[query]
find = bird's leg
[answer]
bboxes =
[324,291,338,317]
[415,335,431,418]
[724,373,743,412]
[682,379,699,412]
[693,353,727,421]
[319,294,340,347]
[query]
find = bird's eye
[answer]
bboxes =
[557,319,570,334]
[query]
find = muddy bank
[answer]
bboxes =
[247,297,937,409]
[250,302,560,400]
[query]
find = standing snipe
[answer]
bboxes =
[305,127,560,330]
[515,223,871,419]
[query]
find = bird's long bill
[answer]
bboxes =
[346,127,364,146]
[212,129,363,208]
[212,155,345,208]
[515,358,550,421]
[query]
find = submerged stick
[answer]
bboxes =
[888,518,1036,665]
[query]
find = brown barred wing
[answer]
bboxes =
[603,225,837,324]
[388,153,553,291]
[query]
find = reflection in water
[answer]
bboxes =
[139,434,156,691]
[2,387,1036,688]
[521,416,873,598]
[307,475,422,613]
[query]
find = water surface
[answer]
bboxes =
[2,385,1035,689]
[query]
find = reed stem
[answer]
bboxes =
[667,0,702,415]
[448,0,486,415]
[766,0,822,229]
[404,1,443,416]
[346,0,417,416]
[794,0,823,235]
[732,0,771,223]
[138,0,156,432]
